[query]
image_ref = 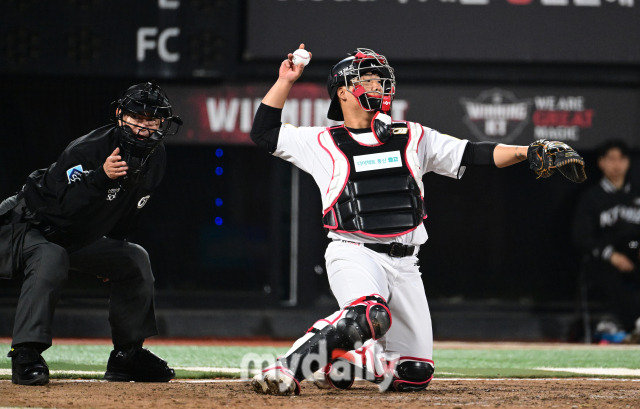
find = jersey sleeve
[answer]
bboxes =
[419,126,469,179]
[272,124,328,174]
[49,141,117,220]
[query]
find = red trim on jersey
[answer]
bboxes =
[416,124,425,148]
[404,123,428,220]
[318,128,351,213]
[402,121,417,180]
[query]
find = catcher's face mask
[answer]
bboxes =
[327,48,396,121]
[112,82,182,188]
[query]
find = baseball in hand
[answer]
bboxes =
[292,49,310,66]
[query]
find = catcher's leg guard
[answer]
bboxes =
[313,360,355,390]
[313,339,388,390]
[385,359,434,392]
[282,295,391,382]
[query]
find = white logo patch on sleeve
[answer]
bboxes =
[353,151,402,172]
[66,165,84,184]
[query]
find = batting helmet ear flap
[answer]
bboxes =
[327,94,345,122]
[327,55,356,121]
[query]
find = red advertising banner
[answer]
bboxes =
[165,83,410,145]
[165,83,638,150]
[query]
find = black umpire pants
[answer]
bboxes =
[11,228,159,349]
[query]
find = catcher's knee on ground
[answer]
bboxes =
[386,359,434,392]
[337,294,391,345]
[282,294,391,381]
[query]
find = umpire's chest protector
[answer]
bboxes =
[320,123,426,237]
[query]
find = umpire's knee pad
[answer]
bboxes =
[389,360,434,392]
[336,295,391,348]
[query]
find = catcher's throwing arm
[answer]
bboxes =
[527,139,587,183]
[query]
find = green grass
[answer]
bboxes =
[433,348,640,369]
[1,343,639,380]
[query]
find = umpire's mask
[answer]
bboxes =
[112,81,182,189]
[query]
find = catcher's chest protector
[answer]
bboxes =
[321,125,426,237]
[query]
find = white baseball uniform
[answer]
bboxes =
[273,121,468,364]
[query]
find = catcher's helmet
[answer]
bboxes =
[327,48,396,121]
[112,81,183,187]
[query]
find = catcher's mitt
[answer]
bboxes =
[527,139,587,183]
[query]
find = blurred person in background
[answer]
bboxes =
[0,82,182,385]
[573,139,640,342]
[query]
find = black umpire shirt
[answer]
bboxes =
[21,124,166,251]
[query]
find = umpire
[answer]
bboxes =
[0,82,182,385]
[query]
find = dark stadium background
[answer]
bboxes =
[1,0,639,341]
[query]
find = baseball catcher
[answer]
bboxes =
[249,44,587,396]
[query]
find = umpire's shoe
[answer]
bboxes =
[7,347,49,386]
[104,347,175,382]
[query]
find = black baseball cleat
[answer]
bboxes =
[104,347,175,382]
[7,347,50,386]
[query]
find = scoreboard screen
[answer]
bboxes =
[0,0,239,78]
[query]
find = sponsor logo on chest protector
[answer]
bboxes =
[137,195,151,208]
[353,151,402,172]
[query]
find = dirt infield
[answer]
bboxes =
[1,378,639,409]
